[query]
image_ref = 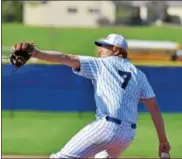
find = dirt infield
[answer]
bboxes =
[2,155,48,159]
[1,155,156,159]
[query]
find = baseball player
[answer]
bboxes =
[11,34,171,158]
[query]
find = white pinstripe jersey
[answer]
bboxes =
[73,56,155,123]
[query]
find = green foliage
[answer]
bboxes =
[2,1,23,22]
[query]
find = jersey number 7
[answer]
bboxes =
[118,70,131,89]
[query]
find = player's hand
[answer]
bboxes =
[10,42,36,69]
[159,140,171,158]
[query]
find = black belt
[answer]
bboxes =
[106,116,136,129]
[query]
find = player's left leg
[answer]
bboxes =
[49,119,114,158]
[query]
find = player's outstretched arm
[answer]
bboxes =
[32,50,80,69]
[10,42,100,79]
[142,97,171,157]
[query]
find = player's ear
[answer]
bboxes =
[113,46,120,56]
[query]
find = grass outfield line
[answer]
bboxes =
[2,111,182,157]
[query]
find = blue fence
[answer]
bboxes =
[2,64,182,112]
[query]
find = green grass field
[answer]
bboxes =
[2,111,182,157]
[2,23,182,66]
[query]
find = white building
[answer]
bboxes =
[127,1,182,24]
[166,1,182,24]
[23,1,182,28]
[23,1,116,28]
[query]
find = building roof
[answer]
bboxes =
[166,1,182,7]
[113,1,182,7]
[112,1,150,7]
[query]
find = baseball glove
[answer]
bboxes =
[10,42,36,69]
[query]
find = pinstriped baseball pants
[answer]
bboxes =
[50,118,135,158]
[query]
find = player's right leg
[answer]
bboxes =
[49,119,111,158]
[94,122,135,158]
[94,140,132,158]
